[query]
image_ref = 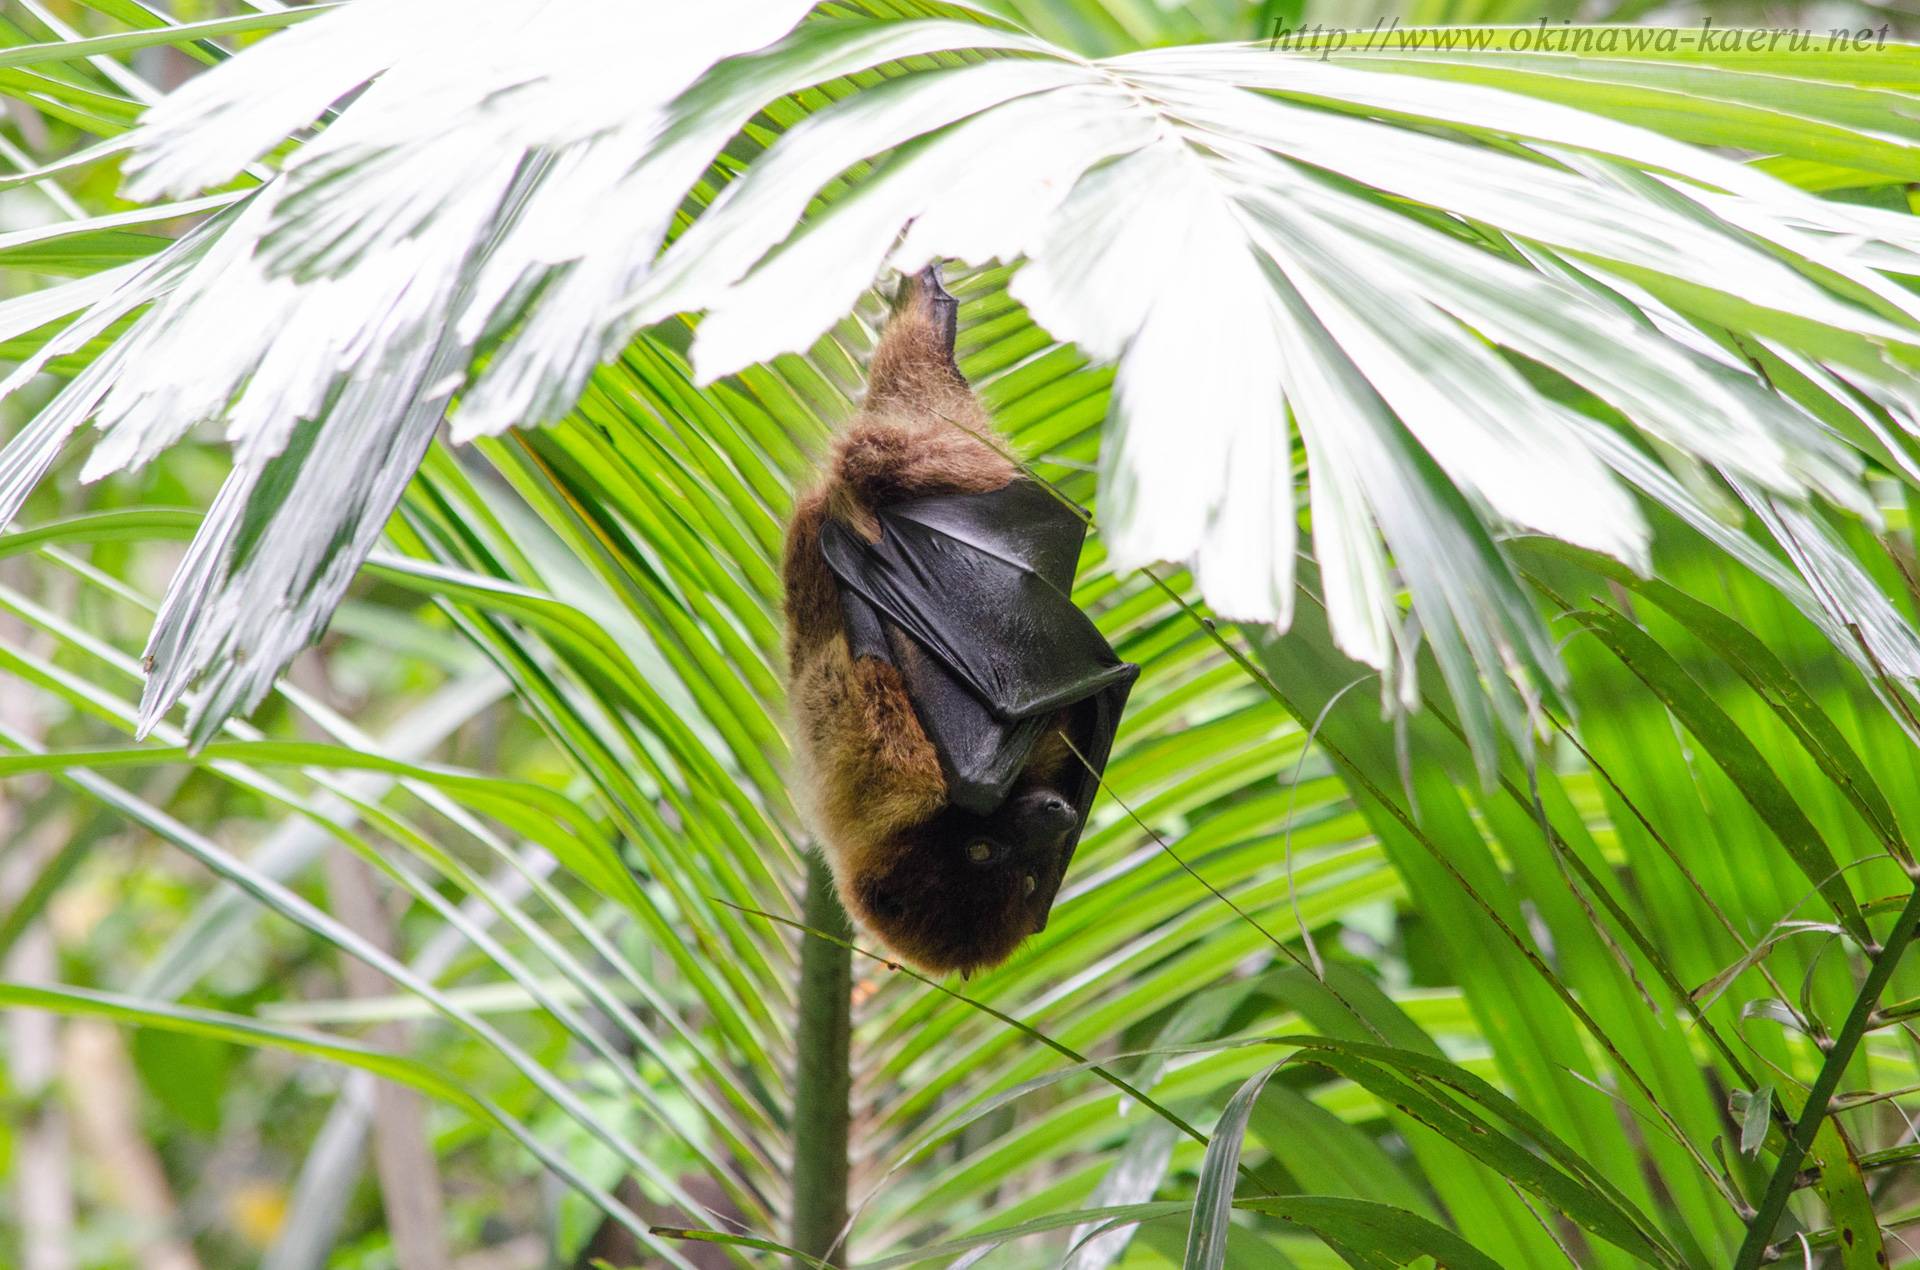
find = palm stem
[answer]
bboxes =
[1734,879,1920,1270]
[791,852,851,1268]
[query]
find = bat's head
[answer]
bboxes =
[849,786,1080,975]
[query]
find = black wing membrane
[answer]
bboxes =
[820,480,1138,819]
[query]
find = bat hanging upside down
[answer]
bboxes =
[783,263,1138,975]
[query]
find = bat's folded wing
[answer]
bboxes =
[820,480,1138,816]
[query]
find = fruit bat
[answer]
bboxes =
[783,264,1138,975]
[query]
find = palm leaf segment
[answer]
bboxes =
[0,0,1915,760]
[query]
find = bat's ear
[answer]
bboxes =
[892,262,959,371]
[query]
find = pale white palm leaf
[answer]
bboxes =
[0,4,1915,761]
[0,0,824,743]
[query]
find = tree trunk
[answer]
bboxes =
[62,1019,203,1270]
[296,649,448,1270]
[323,847,448,1270]
[790,853,851,1268]
[3,901,73,1270]
[1,560,74,1270]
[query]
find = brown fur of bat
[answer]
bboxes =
[783,265,1082,975]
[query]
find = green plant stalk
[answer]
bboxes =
[1733,879,1920,1270]
[1861,1141,1920,1171]
[730,903,1213,1149]
[791,852,852,1268]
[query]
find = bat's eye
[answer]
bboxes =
[966,840,993,863]
[1022,874,1037,896]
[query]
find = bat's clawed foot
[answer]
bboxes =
[896,261,961,380]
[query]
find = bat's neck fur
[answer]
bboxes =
[866,270,967,414]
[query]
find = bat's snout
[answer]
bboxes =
[1030,791,1076,835]
[1003,790,1077,857]
[998,789,1078,935]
